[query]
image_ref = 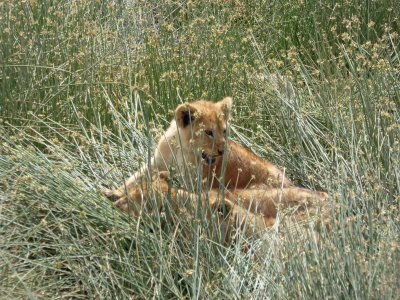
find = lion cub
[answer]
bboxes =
[104,97,328,230]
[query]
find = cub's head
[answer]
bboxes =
[175,97,232,165]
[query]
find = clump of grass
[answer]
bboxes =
[1,0,399,298]
[0,122,280,298]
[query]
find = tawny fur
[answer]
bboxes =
[113,172,273,238]
[104,97,328,233]
[112,172,327,238]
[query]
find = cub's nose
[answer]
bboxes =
[218,149,224,155]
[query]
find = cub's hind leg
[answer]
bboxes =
[227,187,328,222]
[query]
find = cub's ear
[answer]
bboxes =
[175,103,198,128]
[218,97,233,121]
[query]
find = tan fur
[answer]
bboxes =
[112,172,327,239]
[113,172,272,239]
[104,97,328,234]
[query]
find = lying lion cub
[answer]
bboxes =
[104,97,328,232]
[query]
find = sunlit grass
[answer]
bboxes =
[1,0,399,298]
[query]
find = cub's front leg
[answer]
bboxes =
[104,161,153,200]
[104,126,177,200]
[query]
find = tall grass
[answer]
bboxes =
[1,0,399,299]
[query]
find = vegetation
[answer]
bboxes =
[1,0,399,298]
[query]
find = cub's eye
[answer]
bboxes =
[205,130,213,137]
[223,129,227,136]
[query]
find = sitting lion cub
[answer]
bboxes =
[104,97,328,232]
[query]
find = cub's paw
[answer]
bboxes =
[101,188,121,202]
[114,196,129,212]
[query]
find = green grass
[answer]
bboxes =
[1,0,399,299]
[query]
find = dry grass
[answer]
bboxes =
[1,0,399,298]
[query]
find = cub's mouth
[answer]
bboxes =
[201,152,219,165]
